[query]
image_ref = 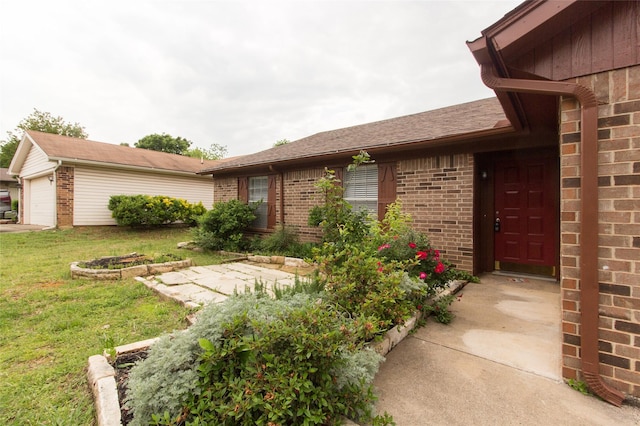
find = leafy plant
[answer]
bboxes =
[423,294,456,324]
[567,379,591,396]
[108,195,205,227]
[192,199,256,251]
[251,224,315,258]
[125,292,389,426]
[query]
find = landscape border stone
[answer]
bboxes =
[71,258,193,280]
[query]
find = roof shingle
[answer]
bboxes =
[202,97,508,173]
[26,130,220,173]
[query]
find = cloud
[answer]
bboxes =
[0,0,522,157]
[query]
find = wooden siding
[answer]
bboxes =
[21,144,53,178]
[73,166,214,225]
[511,1,640,80]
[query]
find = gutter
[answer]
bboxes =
[479,63,624,407]
[201,125,515,176]
[47,157,209,179]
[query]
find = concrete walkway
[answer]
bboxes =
[136,262,303,308]
[134,266,640,425]
[373,274,640,425]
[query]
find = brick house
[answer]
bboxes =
[8,131,218,227]
[201,0,639,404]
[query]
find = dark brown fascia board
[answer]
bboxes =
[483,0,604,62]
[206,124,516,177]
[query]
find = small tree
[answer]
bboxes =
[0,109,88,167]
[193,200,256,251]
[185,143,228,160]
[135,133,192,155]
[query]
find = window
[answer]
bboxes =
[344,164,378,216]
[249,176,268,229]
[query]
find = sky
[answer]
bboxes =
[0,0,523,158]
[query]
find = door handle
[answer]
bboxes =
[494,217,501,232]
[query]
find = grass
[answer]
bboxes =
[0,226,228,425]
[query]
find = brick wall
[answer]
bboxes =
[214,176,237,203]
[397,154,474,273]
[56,166,74,228]
[281,168,324,242]
[560,65,640,396]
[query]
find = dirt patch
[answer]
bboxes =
[79,253,181,270]
[114,350,148,425]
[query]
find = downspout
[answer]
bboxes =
[480,64,624,406]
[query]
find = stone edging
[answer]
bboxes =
[87,280,467,425]
[71,259,193,280]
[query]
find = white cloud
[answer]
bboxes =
[0,0,523,157]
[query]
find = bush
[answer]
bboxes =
[192,199,256,251]
[125,293,386,426]
[251,225,317,258]
[108,195,205,227]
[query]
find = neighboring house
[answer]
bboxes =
[201,1,640,404]
[0,168,20,204]
[8,130,218,227]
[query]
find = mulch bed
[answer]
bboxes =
[114,350,148,425]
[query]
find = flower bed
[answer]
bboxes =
[71,252,192,280]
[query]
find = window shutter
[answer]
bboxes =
[334,167,344,187]
[267,175,277,229]
[377,162,397,220]
[238,177,248,203]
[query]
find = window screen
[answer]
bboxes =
[249,176,268,229]
[344,164,378,215]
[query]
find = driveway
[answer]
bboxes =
[0,223,49,233]
[373,274,640,425]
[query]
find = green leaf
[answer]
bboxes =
[198,338,215,352]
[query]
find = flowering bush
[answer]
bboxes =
[376,232,454,298]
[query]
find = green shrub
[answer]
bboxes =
[251,225,317,258]
[108,195,205,227]
[192,199,256,251]
[125,293,387,426]
[11,199,18,212]
[308,167,371,248]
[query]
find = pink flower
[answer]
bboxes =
[416,251,428,260]
[377,261,384,273]
[408,242,417,249]
[378,243,390,251]
[419,271,427,280]
[434,262,445,274]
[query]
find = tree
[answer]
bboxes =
[274,139,290,147]
[185,143,228,160]
[135,133,192,155]
[0,109,88,167]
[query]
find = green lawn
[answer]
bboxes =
[0,226,226,425]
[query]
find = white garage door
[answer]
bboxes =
[29,176,55,226]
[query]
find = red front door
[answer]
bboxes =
[494,155,558,276]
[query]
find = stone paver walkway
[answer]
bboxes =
[136,262,299,308]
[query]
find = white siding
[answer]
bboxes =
[21,145,54,178]
[74,166,214,225]
[27,176,55,226]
